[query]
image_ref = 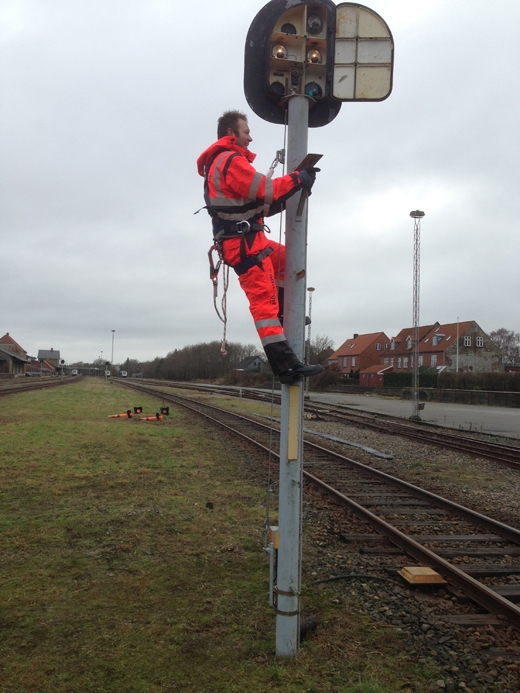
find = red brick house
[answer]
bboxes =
[329,332,390,375]
[381,321,502,373]
[380,323,439,371]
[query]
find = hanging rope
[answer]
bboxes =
[208,243,230,356]
[218,264,230,356]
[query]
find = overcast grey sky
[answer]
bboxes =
[1,0,519,364]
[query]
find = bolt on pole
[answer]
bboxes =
[276,94,309,658]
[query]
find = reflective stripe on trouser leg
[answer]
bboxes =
[238,256,281,337]
[237,257,299,375]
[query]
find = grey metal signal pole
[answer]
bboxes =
[276,94,309,657]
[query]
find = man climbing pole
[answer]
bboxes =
[197,110,323,384]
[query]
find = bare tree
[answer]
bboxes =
[308,334,335,365]
[489,328,520,363]
[143,341,263,381]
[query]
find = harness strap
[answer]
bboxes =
[213,220,264,240]
[233,246,274,277]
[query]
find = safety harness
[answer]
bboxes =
[202,148,274,276]
[199,147,282,354]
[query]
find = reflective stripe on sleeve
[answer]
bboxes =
[264,177,273,204]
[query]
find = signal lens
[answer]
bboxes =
[306,14,323,36]
[307,48,322,64]
[272,44,288,59]
[280,23,296,35]
[269,81,286,96]
[304,82,323,99]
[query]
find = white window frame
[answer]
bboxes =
[476,336,484,347]
[351,357,356,367]
[403,357,409,368]
[431,354,437,367]
[464,336,471,347]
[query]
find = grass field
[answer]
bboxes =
[0,378,438,692]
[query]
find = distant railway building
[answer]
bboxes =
[0,333,31,377]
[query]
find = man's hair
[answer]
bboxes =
[217,110,247,139]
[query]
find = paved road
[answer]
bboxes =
[308,391,520,440]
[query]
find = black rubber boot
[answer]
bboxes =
[264,341,300,376]
[278,363,323,384]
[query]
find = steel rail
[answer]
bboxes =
[302,439,520,545]
[116,380,520,630]
[305,470,520,632]
[127,379,520,469]
[0,376,81,397]
[306,405,520,469]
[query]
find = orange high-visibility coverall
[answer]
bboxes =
[197,135,303,375]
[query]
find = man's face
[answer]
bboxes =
[229,118,252,149]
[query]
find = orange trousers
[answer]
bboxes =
[222,233,285,349]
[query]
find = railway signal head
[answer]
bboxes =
[244,1,394,127]
[245,0,339,127]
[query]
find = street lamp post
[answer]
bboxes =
[410,210,425,420]
[111,330,115,366]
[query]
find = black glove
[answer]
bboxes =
[298,167,321,190]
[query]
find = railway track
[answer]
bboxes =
[132,379,520,470]
[118,379,520,633]
[0,376,81,397]
[316,405,520,471]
